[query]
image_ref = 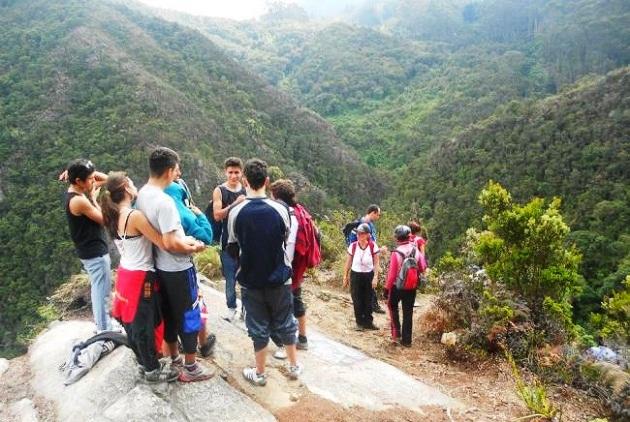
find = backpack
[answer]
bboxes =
[342,218,362,245]
[394,246,421,290]
[350,240,376,259]
[293,204,321,268]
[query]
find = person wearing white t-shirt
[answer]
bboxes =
[343,223,381,330]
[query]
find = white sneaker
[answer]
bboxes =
[243,367,267,386]
[223,308,237,322]
[273,346,287,360]
[287,362,303,380]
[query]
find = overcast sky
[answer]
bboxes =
[135,0,282,20]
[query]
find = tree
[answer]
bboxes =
[474,181,582,339]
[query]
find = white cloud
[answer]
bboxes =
[134,0,286,20]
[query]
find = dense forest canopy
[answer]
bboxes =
[0,0,628,355]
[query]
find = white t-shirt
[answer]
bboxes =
[347,241,380,273]
[285,207,298,263]
[136,184,192,272]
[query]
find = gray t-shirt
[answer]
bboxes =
[136,183,193,272]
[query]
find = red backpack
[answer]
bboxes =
[293,204,321,268]
[394,246,422,290]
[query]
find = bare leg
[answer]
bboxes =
[255,346,267,374]
[297,315,306,337]
[285,344,298,367]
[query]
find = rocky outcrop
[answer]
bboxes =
[29,320,274,422]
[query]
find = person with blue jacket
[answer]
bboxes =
[164,180,213,245]
[164,179,216,357]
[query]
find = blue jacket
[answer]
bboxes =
[164,182,213,245]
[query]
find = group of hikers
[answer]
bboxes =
[62,146,428,387]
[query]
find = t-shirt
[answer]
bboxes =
[347,241,380,273]
[135,184,192,272]
[285,207,298,263]
[227,196,291,289]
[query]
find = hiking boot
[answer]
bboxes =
[354,324,365,331]
[373,306,386,314]
[364,323,379,331]
[286,363,303,380]
[199,334,217,358]
[144,362,179,383]
[401,342,412,348]
[242,367,267,386]
[223,308,237,322]
[178,362,215,382]
[273,346,288,360]
[296,336,308,351]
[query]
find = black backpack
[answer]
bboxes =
[342,218,361,246]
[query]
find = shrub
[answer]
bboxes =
[474,181,583,345]
[194,246,222,279]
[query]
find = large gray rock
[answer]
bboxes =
[9,398,38,422]
[29,321,275,422]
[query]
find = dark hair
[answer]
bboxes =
[408,220,422,234]
[243,158,268,190]
[67,159,95,184]
[270,179,297,206]
[366,204,380,215]
[99,172,128,238]
[224,157,243,169]
[149,147,179,177]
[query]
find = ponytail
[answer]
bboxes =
[98,172,128,238]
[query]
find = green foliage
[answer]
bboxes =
[590,276,630,344]
[194,246,222,279]
[474,181,582,340]
[506,349,559,420]
[434,252,464,274]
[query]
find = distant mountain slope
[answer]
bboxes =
[0,0,387,354]
[400,67,629,319]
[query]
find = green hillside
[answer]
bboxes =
[400,67,630,322]
[159,0,629,174]
[0,0,387,354]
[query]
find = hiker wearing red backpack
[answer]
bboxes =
[385,225,427,347]
[269,179,321,353]
[343,223,381,331]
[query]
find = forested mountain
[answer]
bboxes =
[0,0,387,354]
[156,0,629,172]
[155,0,630,325]
[400,67,629,322]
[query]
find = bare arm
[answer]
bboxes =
[69,194,103,225]
[162,230,205,254]
[372,252,380,288]
[342,254,352,289]
[130,211,165,250]
[213,187,245,221]
[93,171,108,188]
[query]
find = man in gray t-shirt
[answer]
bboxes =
[136,184,193,272]
[136,147,214,383]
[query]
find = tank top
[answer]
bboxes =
[219,184,246,250]
[114,210,154,272]
[65,192,108,259]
